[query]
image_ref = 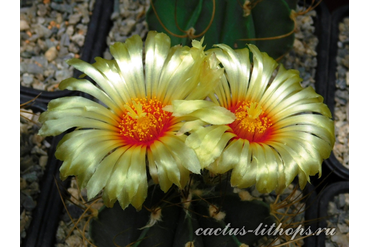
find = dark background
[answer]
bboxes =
[323,0,349,12]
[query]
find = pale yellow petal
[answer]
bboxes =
[59,78,123,115]
[64,139,122,187]
[175,119,206,136]
[38,116,118,136]
[209,45,250,101]
[230,142,280,192]
[41,103,119,127]
[271,132,330,178]
[118,146,147,209]
[274,123,334,149]
[169,100,235,125]
[267,141,299,188]
[269,86,331,119]
[165,100,211,116]
[129,177,148,210]
[159,135,201,174]
[40,96,120,123]
[186,106,235,125]
[150,140,181,192]
[208,138,243,174]
[154,45,190,103]
[55,129,118,161]
[250,144,269,193]
[230,141,254,188]
[92,57,132,103]
[187,126,235,168]
[160,138,191,189]
[273,114,335,140]
[104,148,132,202]
[161,47,200,104]
[144,31,171,99]
[298,169,309,190]
[259,66,302,111]
[259,144,279,193]
[67,58,125,107]
[245,45,278,103]
[268,139,313,184]
[185,52,224,100]
[154,45,183,103]
[86,146,129,200]
[275,161,287,195]
[209,74,231,109]
[39,96,120,135]
[147,148,159,184]
[110,35,146,98]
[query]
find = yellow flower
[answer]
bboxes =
[38,31,234,210]
[183,44,335,193]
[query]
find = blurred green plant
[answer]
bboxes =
[146,0,302,60]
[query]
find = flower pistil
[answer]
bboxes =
[230,101,272,143]
[119,97,173,145]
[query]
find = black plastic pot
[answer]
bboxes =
[310,1,331,104]
[303,183,319,247]
[20,0,114,105]
[316,181,349,246]
[301,181,349,246]
[323,5,349,181]
[20,101,70,247]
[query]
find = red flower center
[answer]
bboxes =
[119,97,173,146]
[229,101,273,143]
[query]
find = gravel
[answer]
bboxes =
[325,193,349,247]
[103,0,149,60]
[20,109,51,243]
[281,6,319,89]
[20,0,96,91]
[333,17,349,169]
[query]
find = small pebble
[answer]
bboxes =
[71,33,85,47]
[44,46,58,62]
[68,13,82,25]
[20,20,30,31]
[22,73,34,86]
[39,156,48,168]
[21,192,37,211]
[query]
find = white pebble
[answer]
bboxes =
[20,20,30,31]
[45,46,58,62]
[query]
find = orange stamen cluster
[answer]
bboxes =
[118,97,173,145]
[229,101,272,143]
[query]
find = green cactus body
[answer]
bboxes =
[89,177,275,247]
[146,0,297,59]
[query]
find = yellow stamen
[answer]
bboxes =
[119,97,173,145]
[229,101,272,142]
